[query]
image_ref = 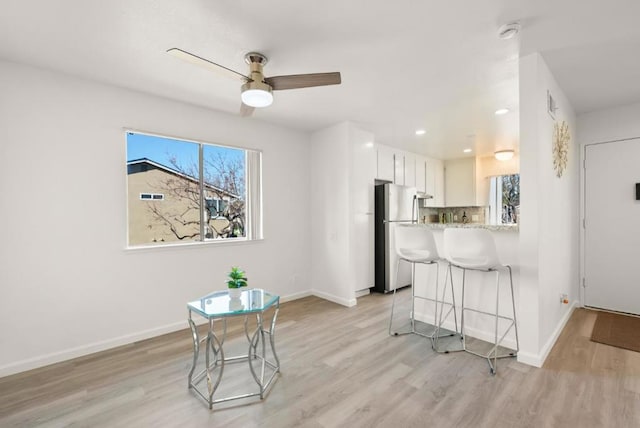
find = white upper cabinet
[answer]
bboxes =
[444,157,477,206]
[415,156,426,193]
[377,145,406,185]
[351,132,377,214]
[393,152,405,185]
[425,158,444,207]
[403,152,416,187]
[433,160,445,207]
[376,144,445,205]
[376,145,395,183]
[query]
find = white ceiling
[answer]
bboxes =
[1,1,640,159]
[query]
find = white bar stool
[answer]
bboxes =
[388,226,457,344]
[441,228,519,375]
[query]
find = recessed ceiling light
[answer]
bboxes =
[415,129,426,136]
[495,108,509,115]
[365,142,374,148]
[498,23,521,40]
[463,148,472,153]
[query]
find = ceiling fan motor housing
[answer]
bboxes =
[241,52,273,107]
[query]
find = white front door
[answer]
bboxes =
[584,138,640,315]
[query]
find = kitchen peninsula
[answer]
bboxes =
[397,223,519,352]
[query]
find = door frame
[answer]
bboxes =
[579,136,640,310]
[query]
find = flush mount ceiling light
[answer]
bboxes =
[415,129,426,135]
[495,149,515,161]
[495,108,509,115]
[241,81,273,108]
[498,22,521,40]
[463,148,472,153]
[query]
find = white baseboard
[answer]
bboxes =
[414,310,518,350]
[520,300,578,368]
[0,289,318,378]
[355,289,371,298]
[415,300,578,368]
[311,289,357,307]
[0,320,191,378]
[280,290,313,303]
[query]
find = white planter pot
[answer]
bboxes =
[228,288,242,299]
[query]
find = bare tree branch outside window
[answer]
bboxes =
[501,174,519,224]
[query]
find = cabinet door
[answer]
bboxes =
[415,156,426,193]
[394,153,404,185]
[424,158,436,206]
[352,136,377,214]
[404,152,416,187]
[376,145,395,182]
[431,159,445,207]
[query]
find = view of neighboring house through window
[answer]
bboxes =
[126,131,262,247]
[488,174,520,225]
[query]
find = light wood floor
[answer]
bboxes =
[1,293,639,427]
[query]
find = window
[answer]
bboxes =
[489,174,519,225]
[126,131,262,247]
[140,193,164,201]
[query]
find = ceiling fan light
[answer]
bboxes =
[241,88,273,108]
[494,149,515,161]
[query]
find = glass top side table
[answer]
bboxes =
[187,288,280,408]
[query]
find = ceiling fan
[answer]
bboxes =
[167,48,341,116]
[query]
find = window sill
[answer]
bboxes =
[124,237,265,253]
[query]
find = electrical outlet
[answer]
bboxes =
[471,214,479,222]
[560,293,569,304]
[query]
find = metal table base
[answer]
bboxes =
[187,290,280,409]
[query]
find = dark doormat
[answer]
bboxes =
[590,311,640,353]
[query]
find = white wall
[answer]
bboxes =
[0,60,312,376]
[578,101,640,144]
[444,157,476,207]
[518,53,580,366]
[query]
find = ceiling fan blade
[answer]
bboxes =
[167,48,248,81]
[240,102,255,117]
[265,72,341,90]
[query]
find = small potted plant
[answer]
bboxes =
[227,266,248,299]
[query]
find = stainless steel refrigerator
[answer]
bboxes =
[373,183,417,293]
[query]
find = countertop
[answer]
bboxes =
[400,223,519,232]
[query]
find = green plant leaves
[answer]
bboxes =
[227,266,248,288]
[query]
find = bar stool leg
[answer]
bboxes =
[460,268,467,351]
[433,264,462,353]
[431,262,439,335]
[489,270,500,375]
[508,266,520,353]
[410,262,416,333]
[449,264,459,334]
[388,257,402,336]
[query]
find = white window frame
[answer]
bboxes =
[126,129,263,248]
[488,174,519,225]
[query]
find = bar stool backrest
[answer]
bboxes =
[395,226,440,262]
[443,228,500,270]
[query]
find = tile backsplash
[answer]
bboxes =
[419,206,489,224]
